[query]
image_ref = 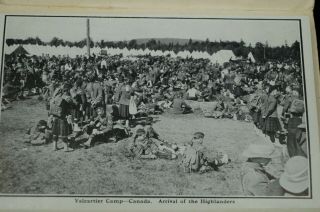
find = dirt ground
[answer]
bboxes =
[0,97,277,196]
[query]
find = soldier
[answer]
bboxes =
[70,79,87,123]
[262,85,282,143]
[286,99,305,157]
[82,106,113,148]
[170,92,193,114]
[49,84,74,152]
[129,128,157,159]
[289,112,308,157]
[24,120,52,145]
[281,87,300,123]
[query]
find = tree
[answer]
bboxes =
[291,40,300,61]
[128,39,137,50]
[49,37,65,47]
[253,42,265,62]
[6,39,15,46]
[239,39,245,47]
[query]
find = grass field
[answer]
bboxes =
[0,97,282,196]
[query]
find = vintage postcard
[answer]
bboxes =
[0,14,319,211]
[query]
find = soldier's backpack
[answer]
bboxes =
[49,95,63,117]
[182,146,201,172]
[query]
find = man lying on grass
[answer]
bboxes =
[129,128,178,160]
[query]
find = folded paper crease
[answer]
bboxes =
[0,0,315,12]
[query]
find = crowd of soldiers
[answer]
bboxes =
[1,52,308,196]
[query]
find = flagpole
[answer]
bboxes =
[86,19,90,57]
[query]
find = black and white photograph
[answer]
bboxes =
[0,16,317,201]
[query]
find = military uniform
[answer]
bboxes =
[286,99,304,157]
[281,94,294,118]
[262,94,281,134]
[258,91,268,130]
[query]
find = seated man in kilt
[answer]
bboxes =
[82,106,113,148]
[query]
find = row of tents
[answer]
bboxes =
[5,44,256,64]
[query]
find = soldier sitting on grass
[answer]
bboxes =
[182,132,229,173]
[130,128,157,159]
[82,106,113,149]
[24,120,52,145]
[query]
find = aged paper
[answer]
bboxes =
[0,0,319,211]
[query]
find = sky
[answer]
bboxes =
[5,16,301,47]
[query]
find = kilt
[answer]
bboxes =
[119,104,130,119]
[52,117,72,138]
[264,117,281,133]
[71,107,81,120]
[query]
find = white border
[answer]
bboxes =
[0,14,319,210]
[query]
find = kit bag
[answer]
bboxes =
[182,146,201,172]
[49,95,63,117]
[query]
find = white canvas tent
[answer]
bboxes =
[248,52,256,63]
[4,44,19,55]
[6,44,240,63]
[211,50,236,64]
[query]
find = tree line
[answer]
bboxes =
[6,37,301,63]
